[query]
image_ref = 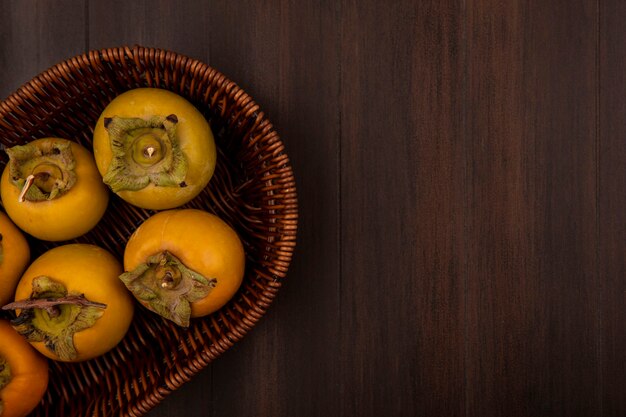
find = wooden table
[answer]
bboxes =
[1,1,624,416]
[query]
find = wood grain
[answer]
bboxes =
[0,0,85,99]
[340,1,465,416]
[465,0,599,416]
[600,1,626,415]
[88,0,209,63]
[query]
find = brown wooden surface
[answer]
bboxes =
[0,1,624,416]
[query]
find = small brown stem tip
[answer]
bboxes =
[18,174,35,202]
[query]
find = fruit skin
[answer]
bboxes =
[0,319,48,417]
[0,138,109,241]
[0,212,30,306]
[92,88,216,210]
[124,209,245,318]
[13,244,134,362]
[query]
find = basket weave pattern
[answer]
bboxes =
[0,46,297,416]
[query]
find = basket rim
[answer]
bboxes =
[0,44,298,416]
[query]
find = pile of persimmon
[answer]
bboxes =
[0,88,245,417]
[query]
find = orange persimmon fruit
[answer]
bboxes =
[9,244,133,362]
[92,88,216,210]
[0,212,30,306]
[0,138,108,241]
[0,319,48,417]
[121,209,245,327]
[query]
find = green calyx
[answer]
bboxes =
[6,276,106,362]
[0,355,10,414]
[119,251,216,327]
[103,115,188,192]
[7,140,77,202]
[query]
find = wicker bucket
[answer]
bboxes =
[0,45,297,416]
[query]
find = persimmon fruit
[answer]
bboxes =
[92,88,216,210]
[0,138,108,241]
[121,209,244,327]
[7,244,133,362]
[0,319,48,417]
[0,212,29,306]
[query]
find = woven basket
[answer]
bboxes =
[0,45,297,416]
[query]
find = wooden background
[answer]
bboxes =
[0,0,624,416]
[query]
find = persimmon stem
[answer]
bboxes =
[103,115,186,192]
[119,250,215,327]
[17,171,57,202]
[18,174,35,202]
[2,295,107,318]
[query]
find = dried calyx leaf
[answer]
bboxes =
[103,115,188,192]
[5,276,106,361]
[7,140,77,202]
[0,355,10,413]
[119,251,216,327]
